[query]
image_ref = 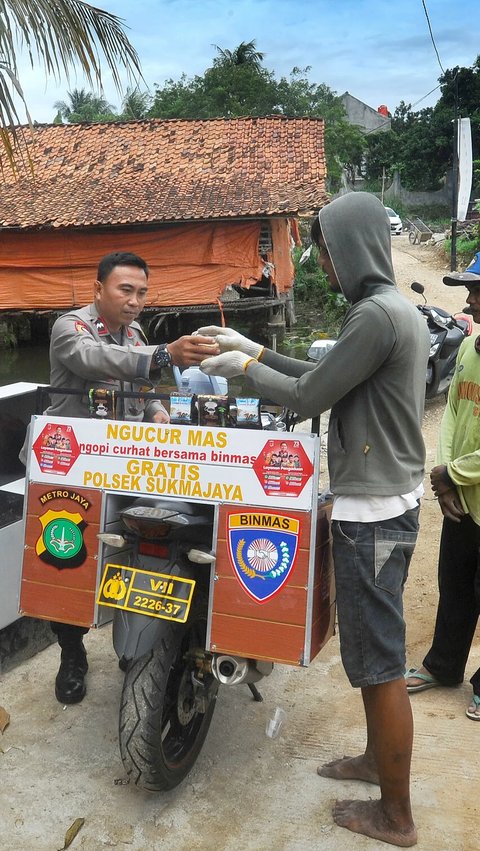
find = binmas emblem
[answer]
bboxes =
[227,512,300,603]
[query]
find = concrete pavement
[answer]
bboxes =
[0,612,479,851]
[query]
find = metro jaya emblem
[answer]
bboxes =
[36,509,87,569]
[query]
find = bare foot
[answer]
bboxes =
[333,799,417,847]
[317,754,379,785]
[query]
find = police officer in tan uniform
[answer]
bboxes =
[45,250,218,704]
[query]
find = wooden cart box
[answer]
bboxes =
[21,415,335,666]
[210,501,334,666]
[21,483,103,627]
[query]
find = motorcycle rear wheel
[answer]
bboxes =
[119,594,218,791]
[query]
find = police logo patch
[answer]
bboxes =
[227,512,300,603]
[35,509,87,569]
[74,321,90,334]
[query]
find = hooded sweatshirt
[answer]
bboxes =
[246,192,430,495]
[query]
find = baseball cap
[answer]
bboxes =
[443,252,480,286]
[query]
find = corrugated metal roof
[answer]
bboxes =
[0,116,327,229]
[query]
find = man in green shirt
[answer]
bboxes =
[406,252,480,722]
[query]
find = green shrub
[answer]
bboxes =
[444,237,480,267]
[293,246,348,336]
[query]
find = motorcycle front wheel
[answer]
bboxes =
[119,594,218,791]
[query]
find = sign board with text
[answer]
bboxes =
[29,416,319,511]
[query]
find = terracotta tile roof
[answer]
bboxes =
[0,117,327,229]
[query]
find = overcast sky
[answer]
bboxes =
[16,0,480,123]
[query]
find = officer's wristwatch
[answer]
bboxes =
[151,343,172,371]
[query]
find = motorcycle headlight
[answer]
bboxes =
[429,342,441,357]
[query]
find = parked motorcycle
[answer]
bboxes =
[99,499,224,791]
[411,282,473,399]
[306,283,473,403]
[97,376,286,792]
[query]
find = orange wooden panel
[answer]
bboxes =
[26,483,102,517]
[315,503,331,545]
[312,547,335,612]
[309,501,336,662]
[210,613,306,666]
[309,604,336,662]
[212,575,307,625]
[22,552,98,591]
[20,580,96,628]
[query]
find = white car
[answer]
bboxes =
[385,206,403,236]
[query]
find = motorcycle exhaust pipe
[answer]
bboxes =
[211,654,273,685]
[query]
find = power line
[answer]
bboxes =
[362,84,441,135]
[421,0,445,74]
[410,84,441,109]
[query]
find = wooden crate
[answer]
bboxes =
[20,484,102,627]
[209,501,335,666]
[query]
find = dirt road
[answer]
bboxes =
[0,236,479,851]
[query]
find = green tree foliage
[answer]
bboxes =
[363,57,480,192]
[53,85,153,123]
[54,88,117,123]
[149,40,277,118]
[212,40,265,70]
[391,103,445,190]
[292,245,347,335]
[119,87,153,120]
[272,67,364,187]
[0,0,141,165]
[149,48,364,190]
[363,127,400,187]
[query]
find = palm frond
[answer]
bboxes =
[0,0,142,160]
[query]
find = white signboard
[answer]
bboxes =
[28,416,320,511]
[457,117,473,223]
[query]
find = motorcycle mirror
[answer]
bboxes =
[97,532,127,548]
[299,244,312,265]
[411,281,425,295]
[187,548,216,564]
[307,339,337,362]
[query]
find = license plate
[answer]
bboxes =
[96,563,195,623]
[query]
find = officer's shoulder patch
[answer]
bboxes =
[129,322,148,344]
[74,321,90,335]
[93,316,108,336]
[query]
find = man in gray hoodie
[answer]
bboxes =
[198,192,429,847]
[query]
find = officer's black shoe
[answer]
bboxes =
[55,644,88,704]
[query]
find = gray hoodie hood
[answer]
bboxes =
[318,192,395,303]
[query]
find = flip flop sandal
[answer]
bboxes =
[404,667,441,693]
[466,694,480,721]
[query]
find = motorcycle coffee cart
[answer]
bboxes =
[20,414,335,671]
[0,383,43,633]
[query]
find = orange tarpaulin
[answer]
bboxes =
[0,219,295,311]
